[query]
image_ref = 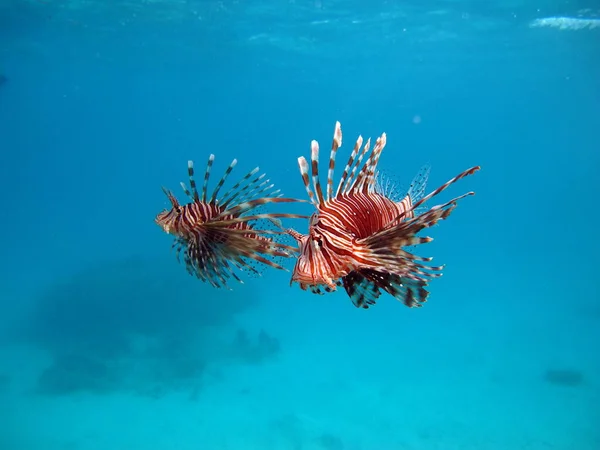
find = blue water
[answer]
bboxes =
[1,1,599,449]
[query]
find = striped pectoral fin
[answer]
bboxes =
[234,247,289,272]
[341,271,382,309]
[214,212,310,225]
[344,269,430,309]
[187,246,242,289]
[223,229,295,268]
[396,166,480,223]
[348,194,473,300]
[217,197,309,219]
[388,276,430,307]
[283,228,306,245]
[359,231,435,267]
[364,191,472,256]
[220,229,299,254]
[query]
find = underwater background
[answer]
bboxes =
[0,0,599,449]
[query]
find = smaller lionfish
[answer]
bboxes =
[284,122,480,308]
[155,154,305,289]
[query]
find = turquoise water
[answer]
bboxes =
[0,1,599,449]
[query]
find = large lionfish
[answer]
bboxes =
[284,122,480,309]
[155,154,305,289]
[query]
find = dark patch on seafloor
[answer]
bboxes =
[543,369,585,387]
[271,413,346,450]
[317,433,345,450]
[18,257,281,398]
[37,354,117,395]
[233,328,280,364]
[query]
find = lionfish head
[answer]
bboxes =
[288,214,338,291]
[155,187,182,234]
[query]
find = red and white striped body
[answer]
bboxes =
[287,121,479,307]
[291,191,413,290]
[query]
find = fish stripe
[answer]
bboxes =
[187,160,200,202]
[210,158,237,204]
[327,121,343,200]
[343,138,370,194]
[335,132,363,197]
[298,156,316,206]
[311,140,325,205]
[201,154,214,202]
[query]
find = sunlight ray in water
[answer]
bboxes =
[530,16,600,30]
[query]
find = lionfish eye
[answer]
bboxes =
[314,236,323,248]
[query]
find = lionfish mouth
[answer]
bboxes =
[155,213,172,233]
[291,268,338,292]
[159,224,172,233]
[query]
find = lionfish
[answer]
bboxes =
[284,122,480,308]
[155,154,305,289]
